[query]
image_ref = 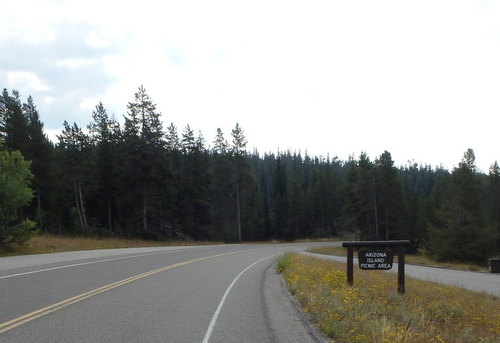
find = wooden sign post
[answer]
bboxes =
[342,240,410,294]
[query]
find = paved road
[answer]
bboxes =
[302,252,500,297]
[0,243,331,343]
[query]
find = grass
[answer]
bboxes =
[309,246,489,272]
[276,251,295,273]
[278,253,499,343]
[0,235,342,257]
[0,234,217,257]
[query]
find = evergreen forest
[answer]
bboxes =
[1,87,499,264]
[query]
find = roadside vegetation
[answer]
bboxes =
[278,253,499,343]
[0,234,216,256]
[308,246,489,272]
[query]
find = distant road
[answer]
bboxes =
[302,252,500,297]
[0,243,333,343]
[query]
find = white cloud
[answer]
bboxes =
[1,0,500,170]
[56,59,100,69]
[5,71,50,92]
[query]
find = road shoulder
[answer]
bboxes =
[262,262,328,343]
[300,251,500,297]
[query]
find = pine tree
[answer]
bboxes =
[88,102,120,233]
[286,177,305,240]
[488,161,500,251]
[57,121,90,232]
[231,123,247,156]
[309,159,342,238]
[374,150,404,240]
[231,123,250,242]
[399,163,434,252]
[242,158,265,241]
[1,90,29,153]
[340,158,360,236]
[166,123,181,152]
[210,128,233,240]
[176,126,212,239]
[341,153,378,240]
[120,99,143,234]
[213,128,228,155]
[271,155,288,240]
[22,95,54,230]
[121,86,169,236]
[131,85,164,149]
[181,125,196,154]
[429,149,497,262]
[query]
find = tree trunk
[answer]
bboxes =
[78,180,88,231]
[37,189,41,212]
[142,185,148,232]
[373,184,379,240]
[36,188,43,229]
[385,209,389,240]
[225,218,229,241]
[236,183,242,243]
[107,197,113,233]
[74,180,85,231]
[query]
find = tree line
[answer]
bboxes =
[1,87,499,263]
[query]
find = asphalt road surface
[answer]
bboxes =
[0,243,332,343]
[2,243,498,343]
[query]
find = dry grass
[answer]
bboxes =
[309,246,488,272]
[0,234,216,256]
[279,253,499,343]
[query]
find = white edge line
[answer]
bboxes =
[0,249,193,280]
[201,255,276,343]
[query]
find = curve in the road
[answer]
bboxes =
[0,248,259,335]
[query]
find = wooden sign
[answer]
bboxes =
[358,250,394,270]
[342,240,410,294]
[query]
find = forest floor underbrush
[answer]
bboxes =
[277,252,499,343]
[0,234,217,256]
[0,235,338,257]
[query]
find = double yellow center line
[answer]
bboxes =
[0,249,255,334]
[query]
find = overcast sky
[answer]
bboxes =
[1,0,499,172]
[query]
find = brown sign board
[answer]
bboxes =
[358,249,394,270]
